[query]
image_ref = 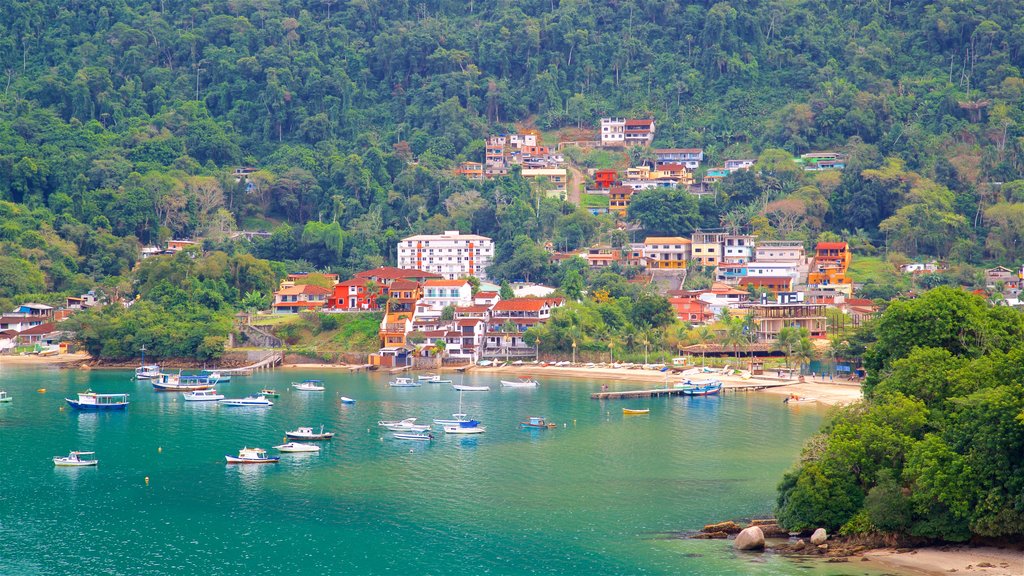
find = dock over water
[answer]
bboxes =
[591,381,791,400]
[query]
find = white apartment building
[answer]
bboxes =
[754,241,806,264]
[722,234,756,264]
[397,231,495,280]
[600,117,626,146]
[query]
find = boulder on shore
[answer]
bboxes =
[692,531,728,539]
[810,528,828,545]
[757,524,789,538]
[702,521,742,534]
[734,526,765,551]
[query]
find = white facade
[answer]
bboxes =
[722,235,756,264]
[745,262,800,278]
[397,231,495,280]
[600,118,626,146]
[754,241,805,264]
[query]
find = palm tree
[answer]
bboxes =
[793,337,816,378]
[774,326,801,368]
[432,339,447,364]
[688,326,715,366]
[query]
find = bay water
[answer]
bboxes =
[0,366,886,575]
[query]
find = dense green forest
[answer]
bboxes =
[775,287,1024,542]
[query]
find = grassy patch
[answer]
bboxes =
[240,215,281,231]
[579,193,610,209]
[847,255,893,283]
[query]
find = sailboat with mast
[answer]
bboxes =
[134,345,161,380]
[433,388,472,426]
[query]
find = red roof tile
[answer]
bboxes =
[17,323,56,336]
[815,242,849,250]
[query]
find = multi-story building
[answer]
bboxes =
[600,118,626,146]
[702,168,730,184]
[724,159,756,171]
[623,119,655,146]
[722,234,755,264]
[751,299,827,340]
[609,186,634,217]
[654,148,704,169]
[643,237,691,269]
[797,152,846,171]
[415,279,474,320]
[454,161,484,180]
[327,278,378,311]
[483,298,564,358]
[690,231,727,266]
[397,231,495,280]
[271,285,331,314]
[739,276,795,294]
[593,169,618,189]
[807,241,853,287]
[755,241,805,264]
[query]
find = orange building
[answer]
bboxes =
[807,242,853,286]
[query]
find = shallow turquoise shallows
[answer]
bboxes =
[0,367,882,575]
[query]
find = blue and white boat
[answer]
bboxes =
[292,380,326,391]
[219,395,273,407]
[680,379,723,396]
[134,365,162,380]
[393,432,434,441]
[200,369,230,383]
[418,374,452,384]
[389,377,420,387]
[443,420,485,434]
[65,392,130,411]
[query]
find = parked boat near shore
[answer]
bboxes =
[65,392,129,411]
[225,447,279,464]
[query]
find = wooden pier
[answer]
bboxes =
[590,382,791,400]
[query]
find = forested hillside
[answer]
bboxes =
[1,0,1022,299]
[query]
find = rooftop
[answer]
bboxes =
[275,284,332,297]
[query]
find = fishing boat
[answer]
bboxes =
[182,389,225,402]
[53,451,98,467]
[225,447,279,464]
[389,377,420,387]
[500,377,539,388]
[393,432,434,441]
[285,425,335,440]
[65,392,129,411]
[680,379,723,396]
[219,395,273,407]
[433,390,472,426]
[200,369,230,383]
[0,390,11,403]
[152,373,215,392]
[339,396,356,404]
[443,420,485,434]
[292,380,326,391]
[520,416,556,429]
[134,364,162,380]
[273,442,321,453]
[453,384,490,392]
[622,408,650,415]
[418,374,453,384]
[259,389,279,398]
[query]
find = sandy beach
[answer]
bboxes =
[0,352,91,365]
[861,545,1024,575]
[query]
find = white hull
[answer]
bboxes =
[53,459,98,467]
[443,425,486,434]
[453,385,490,392]
[274,442,321,453]
[500,380,538,388]
[183,392,224,401]
[220,397,273,406]
[384,424,430,432]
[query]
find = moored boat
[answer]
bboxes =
[134,364,162,380]
[53,451,98,467]
[225,447,279,464]
[285,425,335,440]
[200,369,230,383]
[393,432,434,441]
[520,416,556,429]
[443,420,485,434]
[0,389,11,403]
[622,408,650,415]
[182,389,225,402]
[259,389,279,398]
[389,377,420,387]
[418,374,453,384]
[219,395,273,407]
[384,422,431,432]
[453,384,490,392]
[292,380,326,391]
[273,442,321,453]
[339,396,356,404]
[500,378,539,388]
[152,373,215,392]
[680,380,723,396]
[65,392,129,411]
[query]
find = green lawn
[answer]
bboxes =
[847,255,892,283]
[579,193,609,209]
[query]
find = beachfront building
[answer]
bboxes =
[271,285,331,314]
[751,299,827,340]
[643,237,691,269]
[483,298,564,358]
[397,231,495,280]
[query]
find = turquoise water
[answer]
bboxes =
[0,367,885,575]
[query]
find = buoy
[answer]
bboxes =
[59,406,64,411]
[158,447,162,453]
[37,388,46,393]
[145,476,150,485]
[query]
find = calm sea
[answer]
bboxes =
[0,366,887,575]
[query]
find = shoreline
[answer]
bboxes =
[859,545,1023,575]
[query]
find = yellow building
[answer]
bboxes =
[643,237,691,269]
[690,231,727,266]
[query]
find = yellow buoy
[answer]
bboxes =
[37,388,46,393]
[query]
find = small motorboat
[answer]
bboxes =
[393,432,434,441]
[53,451,98,467]
[443,420,485,434]
[182,389,225,402]
[500,378,539,388]
[378,418,418,428]
[201,369,230,383]
[622,408,650,415]
[225,447,279,464]
[285,425,335,440]
[680,380,723,396]
[520,416,556,429]
[384,422,431,432]
[418,374,453,384]
[259,389,280,398]
[389,377,420,387]
[0,390,11,403]
[65,392,129,411]
[339,396,356,404]
[219,395,273,407]
[134,364,162,380]
[273,442,321,453]
[453,384,490,392]
[292,380,326,391]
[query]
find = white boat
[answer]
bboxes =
[389,377,420,387]
[378,417,418,428]
[418,374,453,384]
[225,447,279,464]
[433,390,472,426]
[273,442,321,453]
[500,377,539,388]
[384,422,431,432]
[53,451,98,467]
[285,425,335,440]
[453,384,490,392]
[292,380,326,391]
[0,390,11,403]
[339,396,356,404]
[219,395,273,407]
[134,364,162,380]
[182,389,225,402]
[393,432,434,441]
[783,395,818,404]
[200,369,230,383]
[443,420,485,434]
